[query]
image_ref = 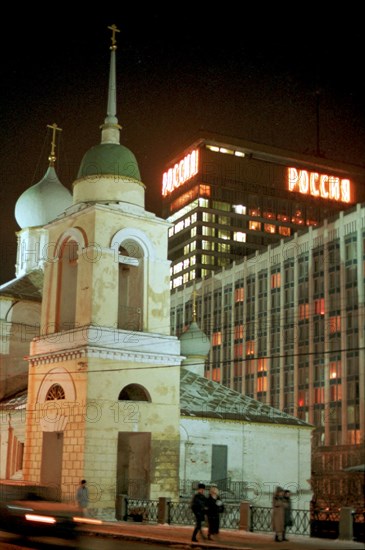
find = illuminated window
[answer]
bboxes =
[279,226,291,236]
[292,210,304,224]
[329,315,341,333]
[202,254,213,264]
[249,208,261,217]
[234,231,246,242]
[234,343,243,358]
[173,262,183,274]
[191,227,197,237]
[219,147,234,155]
[190,241,196,251]
[212,368,221,382]
[189,271,195,281]
[264,223,276,233]
[212,332,222,346]
[183,273,189,284]
[234,324,244,339]
[190,256,196,265]
[234,150,245,157]
[314,387,324,403]
[199,185,211,197]
[184,217,191,228]
[246,341,255,356]
[191,213,197,223]
[202,212,212,222]
[298,390,308,407]
[271,273,281,288]
[168,227,174,237]
[206,145,219,152]
[199,197,209,207]
[203,240,212,250]
[314,298,325,315]
[183,258,190,269]
[257,358,267,372]
[330,384,342,401]
[249,221,261,231]
[263,211,275,219]
[201,269,209,277]
[218,215,230,224]
[217,242,230,253]
[218,230,230,239]
[175,220,184,233]
[299,303,309,319]
[330,361,342,379]
[233,204,246,214]
[184,245,189,255]
[235,287,244,302]
[257,377,267,392]
[213,201,230,212]
[173,276,183,288]
[203,226,214,236]
[277,213,289,222]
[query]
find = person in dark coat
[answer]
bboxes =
[191,483,208,542]
[283,489,293,541]
[271,486,286,542]
[206,484,224,540]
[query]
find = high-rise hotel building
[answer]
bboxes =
[162,132,365,290]
[165,133,365,507]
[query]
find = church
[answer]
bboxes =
[0,25,312,519]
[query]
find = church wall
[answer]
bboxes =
[0,407,25,479]
[180,417,312,509]
[0,298,41,399]
[84,356,181,511]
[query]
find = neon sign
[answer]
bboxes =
[288,168,351,203]
[162,149,199,196]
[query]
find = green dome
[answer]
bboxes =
[77,143,141,181]
[180,322,211,358]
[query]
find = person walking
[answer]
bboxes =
[272,486,285,542]
[76,479,89,517]
[206,483,224,540]
[283,489,293,541]
[191,482,208,542]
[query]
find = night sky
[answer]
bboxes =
[1,11,364,284]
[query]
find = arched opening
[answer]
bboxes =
[56,239,78,331]
[118,240,144,331]
[118,384,151,402]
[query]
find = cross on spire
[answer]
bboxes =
[108,24,120,50]
[47,123,62,166]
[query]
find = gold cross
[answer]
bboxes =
[108,24,120,50]
[47,123,62,166]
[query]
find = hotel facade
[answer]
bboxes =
[165,135,365,508]
[162,132,365,290]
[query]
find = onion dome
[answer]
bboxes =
[180,321,211,358]
[73,24,144,207]
[15,124,72,229]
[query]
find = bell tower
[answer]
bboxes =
[23,25,182,518]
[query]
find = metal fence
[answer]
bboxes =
[125,498,310,535]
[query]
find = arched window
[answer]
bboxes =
[118,241,144,331]
[45,384,65,400]
[57,239,78,331]
[118,384,151,402]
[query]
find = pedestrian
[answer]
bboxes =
[76,479,89,517]
[283,489,293,541]
[271,486,285,542]
[206,483,224,540]
[191,482,208,542]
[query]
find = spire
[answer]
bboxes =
[101,24,122,145]
[47,123,62,166]
[192,284,197,322]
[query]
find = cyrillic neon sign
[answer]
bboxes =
[162,149,199,196]
[288,167,351,203]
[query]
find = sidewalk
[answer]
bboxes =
[82,520,365,549]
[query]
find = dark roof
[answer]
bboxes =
[180,368,312,427]
[0,269,43,301]
[0,389,27,411]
